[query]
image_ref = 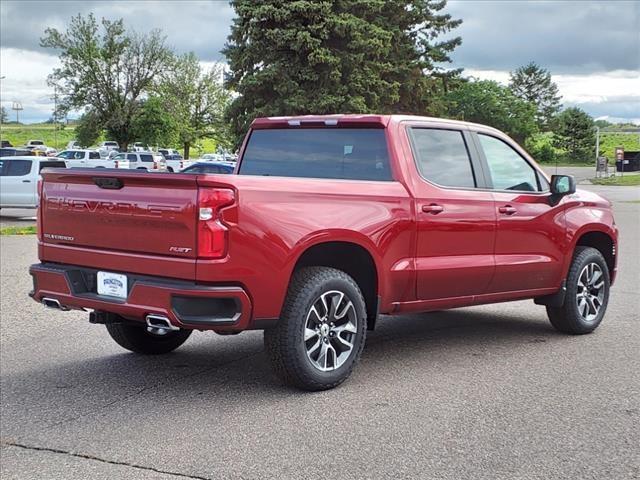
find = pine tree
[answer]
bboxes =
[509,62,562,130]
[223,0,462,142]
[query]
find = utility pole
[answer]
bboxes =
[53,84,58,148]
[12,101,23,124]
[0,76,5,143]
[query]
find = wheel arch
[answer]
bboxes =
[290,239,381,329]
[574,230,616,277]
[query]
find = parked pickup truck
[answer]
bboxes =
[29,115,618,390]
[56,149,130,169]
[1,156,66,208]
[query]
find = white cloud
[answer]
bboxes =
[465,68,640,124]
[0,48,60,122]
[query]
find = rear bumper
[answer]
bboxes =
[29,263,252,331]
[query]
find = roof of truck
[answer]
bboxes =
[251,114,500,133]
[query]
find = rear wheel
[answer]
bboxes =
[106,322,192,354]
[547,246,610,334]
[264,267,367,391]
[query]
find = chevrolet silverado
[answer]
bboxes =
[29,115,618,390]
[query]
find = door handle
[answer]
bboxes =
[422,203,444,214]
[499,205,517,215]
[22,180,31,183]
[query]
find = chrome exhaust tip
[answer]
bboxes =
[145,314,179,334]
[42,297,70,311]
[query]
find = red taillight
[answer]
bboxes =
[180,161,184,169]
[114,160,119,168]
[197,188,235,258]
[37,179,43,241]
[153,161,158,170]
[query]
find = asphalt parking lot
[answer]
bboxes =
[1,181,639,479]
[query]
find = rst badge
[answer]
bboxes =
[169,246,192,254]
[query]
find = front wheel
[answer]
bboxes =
[547,246,610,334]
[106,322,192,354]
[264,267,367,391]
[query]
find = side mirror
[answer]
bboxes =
[550,175,576,196]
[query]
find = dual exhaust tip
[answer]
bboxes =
[146,314,180,333]
[42,297,70,311]
[42,298,178,333]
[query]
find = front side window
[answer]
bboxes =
[89,152,100,159]
[4,160,32,176]
[240,128,392,181]
[409,128,476,188]
[57,151,73,159]
[114,153,127,161]
[478,134,540,192]
[126,154,137,161]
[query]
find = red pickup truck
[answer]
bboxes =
[30,115,618,390]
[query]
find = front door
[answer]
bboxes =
[473,132,565,293]
[406,126,497,300]
[0,159,35,206]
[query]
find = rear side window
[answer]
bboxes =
[89,152,100,159]
[140,154,153,162]
[3,160,32,176]
[409,128,476,188]
[240,128,392,181]
[127,154,137,161]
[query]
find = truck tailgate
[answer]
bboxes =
[40,169,198,260]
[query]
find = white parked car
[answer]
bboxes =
[112,152,166,171]
[56,150,129,169]
[66,140,82,149]
[0,157,67,208]
[158,148,181,157]
[201,153,224,162]
[98,141,120,157]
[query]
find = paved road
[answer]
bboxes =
[1,184,639,479]
[0,209,36,229]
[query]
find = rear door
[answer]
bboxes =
[405,125,497,300]
[0,159,35,206]
[472,132,565,292]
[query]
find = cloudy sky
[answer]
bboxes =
[1,0,638,123]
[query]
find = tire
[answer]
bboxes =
[106,322,192,354]
[167,167,174,173]
[547,246,610,334]
[264,267,367,391]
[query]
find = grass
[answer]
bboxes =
[538,161,594,167]
[590,175,640,186]
[0,226,37,235]
[1,123,76,151]
[0,123,219,158]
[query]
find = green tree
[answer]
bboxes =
[446,80,538,144]
[74,110,103,148]
[1,106,8,123]
[131,96,178,148]
[41,14,172,150]
[223,0,462,143]
[552,107,595,163]
[509,62,561,129]
[158,53,231,158]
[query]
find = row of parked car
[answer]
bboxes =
[0,144,236,209]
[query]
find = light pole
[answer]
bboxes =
[0,76,5,143]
